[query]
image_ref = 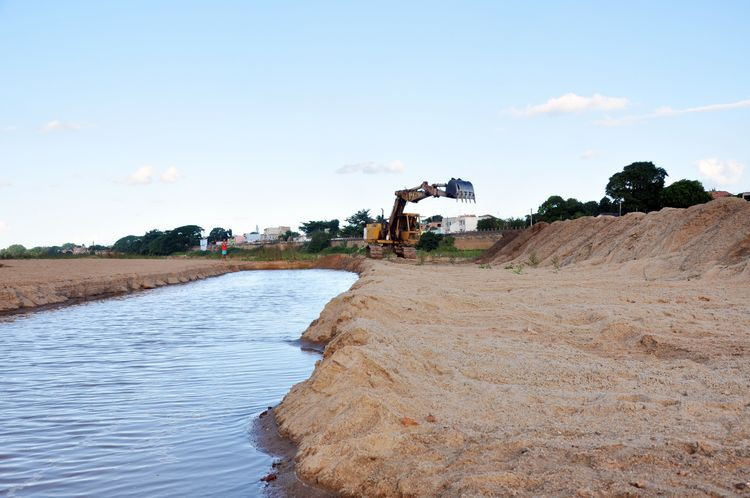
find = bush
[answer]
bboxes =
[416,232,442,251]
[0,244,27,258]
[306,231,332,253]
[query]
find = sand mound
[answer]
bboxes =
[485,197,750,277]
[274,261,750,496]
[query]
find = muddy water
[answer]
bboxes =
[0,269,357,497]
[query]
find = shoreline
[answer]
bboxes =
[0,255,363,317]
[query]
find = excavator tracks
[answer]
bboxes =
[367,244,384,260]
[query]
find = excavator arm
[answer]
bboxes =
[385,179,475,241]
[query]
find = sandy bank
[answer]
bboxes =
[274,257,749,496]
[0,255,362,315]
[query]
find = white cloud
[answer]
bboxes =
[39,120,82,133]
[513,93,629,116]
[697,159,744,186]
[0,180,11,188]
[336,160,406,174]
[160,166,180,183]
[580,149,597,160]
[596,98,750,126]
[123,165,154,185]
[0,220,6,234]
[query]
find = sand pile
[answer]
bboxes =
[274,258,750,496]
[481,197,750,278]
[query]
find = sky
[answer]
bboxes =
[1,0,748,248]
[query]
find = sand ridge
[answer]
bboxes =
[480,197,750,279]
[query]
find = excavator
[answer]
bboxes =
[364,178,475,259]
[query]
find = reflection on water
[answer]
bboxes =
[0,269,356,497]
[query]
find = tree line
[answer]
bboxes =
[529,161,714,224]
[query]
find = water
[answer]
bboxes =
[0,269,357,497]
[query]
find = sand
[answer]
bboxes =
[271,199,750,496]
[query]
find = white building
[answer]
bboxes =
[442,214,478,234]
[244,232,262,243]
[262,226,291,241]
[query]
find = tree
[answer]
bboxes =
[605,162,668,213]
[139,229,164,255]
[299,219,339,237]
[660,179,712,208]
[505,217,527,229]
[208,227,231,243]
[0,244,27,258]
[342,209,373,237]
[598,196,614,213]
[536,195,567,222]
[148,225,203,255]
[424,214,443,223]
[306,231,331,252]
[477,217,503,230]
[416,232,442,251]
[113,235,142,254]
[280,230,300,241]
[582,201,600,217]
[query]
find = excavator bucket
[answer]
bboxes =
[445,178,475,202]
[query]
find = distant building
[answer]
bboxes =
[244,232,262,243]
[262,226,291,241]
[710,190,733,200]
[426,221,443,233]
[442,214,478,234]
[233,235,246,244]
[740,192,750,201]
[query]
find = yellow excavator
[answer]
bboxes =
[364,178,475,259]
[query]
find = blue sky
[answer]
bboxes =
[1,0,748,247]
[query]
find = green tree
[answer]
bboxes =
[660,179,712,208]
[477,217,503,230]
[1,244,27,258]
[537,195,567,222]
[139,230,164,255]
[416,232,443,251]
[299,219,339,237]
[341,209,373,238]
[207,227,231,243]
[605,162,668,213]
[154,225,203,255]
[582,201,600,217]
[424,214,443,223]
[504,217,527,229]
[306,230,332,252]
[113,235,142,254]
[598,196,614,213]
[280,230,300,241]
